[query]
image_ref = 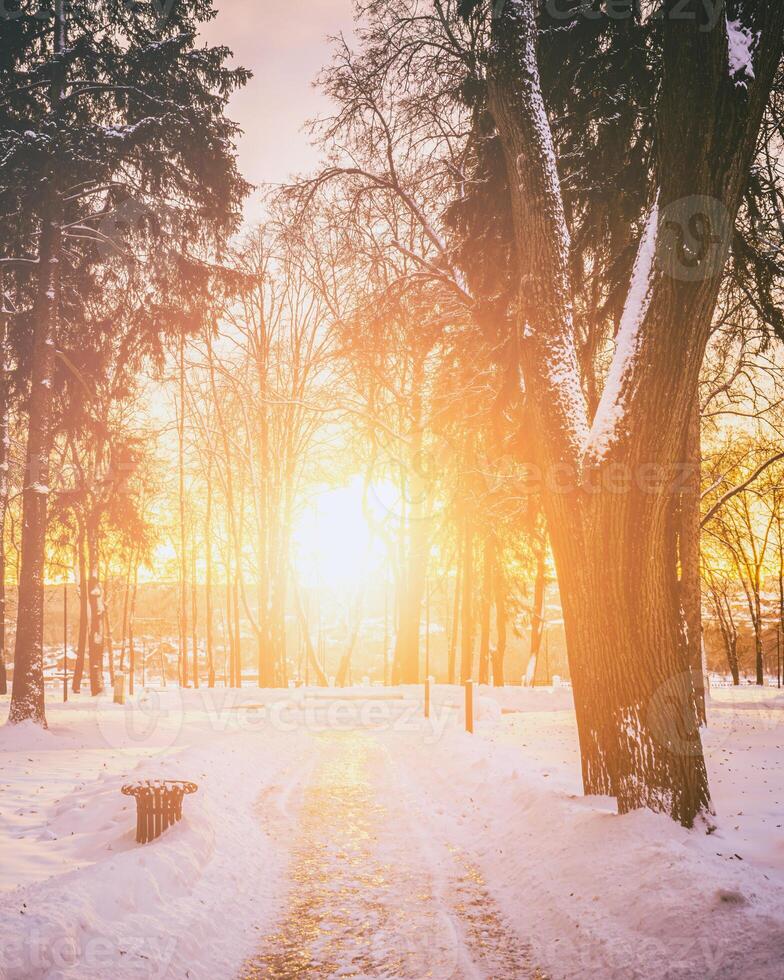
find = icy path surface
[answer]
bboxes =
[240,730,544,979]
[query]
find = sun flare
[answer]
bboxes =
[292,477,390,592]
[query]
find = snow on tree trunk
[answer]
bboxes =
[487,0,784,825]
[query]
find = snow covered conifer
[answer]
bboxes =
[0,0,249,724]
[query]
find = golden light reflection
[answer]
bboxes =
[241,731,546,979]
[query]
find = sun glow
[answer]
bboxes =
[292,477,390,593]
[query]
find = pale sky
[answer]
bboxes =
[203,0,355,218]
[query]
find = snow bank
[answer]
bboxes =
[395,685,784,979]
[0,691,311,979]
[1,685,782,979]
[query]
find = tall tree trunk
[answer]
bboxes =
[527,547,546,686]
[728,634,740,686]
[118,549,132,674]
[383,575,390,685]
[778,508,783,689]
[266,507,280,686]
[233,575,241,688]
[9,10,66,721]
[208,334,242,687]
[128,555,139,696]
[86,516,104,697]
[680,396,706,721]
[754,582,764,686]
[392,361,428,684]
[478,533,493,685]
[205,467,215,688]
[177,332,189,688]
[267,510,289,688]
[223,541,236,687]
[256,374,272,687]
[394,516,427,685]
[482,0,784,823]
[448,555,461,685]
[293,582,329,686]
[492,553,507,687]
[459,514,474,683]
[103,583,114,688]
[545,498,712,825]
[715,595,740,686]
[0,319,9,696]
[336,600,363,688]
[191,539,199,689]
[72,525,88,693]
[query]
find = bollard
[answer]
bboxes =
[465,679,474,734]
[113,673,126,705]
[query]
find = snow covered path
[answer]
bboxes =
[240,730,544,979]
[1,685,784,978]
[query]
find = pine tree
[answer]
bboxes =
[0,0,249,724]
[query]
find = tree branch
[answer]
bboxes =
[701,451,784,527]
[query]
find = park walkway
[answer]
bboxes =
[239,729,544,979]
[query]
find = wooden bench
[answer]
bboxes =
[121,780,198,844]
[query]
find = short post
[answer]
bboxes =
[465,678,474,734]
[113,673,126,705]
[424,675,432,719]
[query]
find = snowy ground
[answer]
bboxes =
[0,684,783,979]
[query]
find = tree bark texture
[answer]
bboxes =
[487,0,784,824]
